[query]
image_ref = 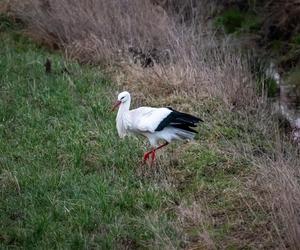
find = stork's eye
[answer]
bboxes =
[121,97,125,100]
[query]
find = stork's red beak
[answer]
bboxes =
[112,100,121,111]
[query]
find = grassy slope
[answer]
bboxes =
[0,30,152,249]
[214,2,300,94]
[0,22,274,249]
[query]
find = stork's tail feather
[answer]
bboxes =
[174,128,196,140]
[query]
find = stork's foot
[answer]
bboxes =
[143,149,156,165]
[143,150,153,164]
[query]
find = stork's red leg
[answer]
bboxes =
[155,142,169,151]
[150,150,156,166]
[143,142,169,165]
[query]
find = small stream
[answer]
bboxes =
[279,84,300,144]
[266,62,300,145]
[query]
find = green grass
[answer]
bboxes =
[214,8,261,34]
[0,24,274,249]
[0,31,174,249]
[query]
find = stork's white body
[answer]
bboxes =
[115,92,197,147]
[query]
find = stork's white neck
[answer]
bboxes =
[118,98,131,114]
[116,98,131,138]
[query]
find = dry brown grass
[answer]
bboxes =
[253,146,300,249]
[219,104,300,248]
[6,0,300,248]
[0,1,9,13]
[8,0,172,62]
[176,200,216,250]
[8,0,260,108]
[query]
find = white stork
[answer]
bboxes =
[112,91,203,164]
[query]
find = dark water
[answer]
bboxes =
[279,82,300,144]
[266,62,300,144]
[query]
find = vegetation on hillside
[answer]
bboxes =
[1,0,300,249]
[212,0,300,98]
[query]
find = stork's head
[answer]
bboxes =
[112,91,130,111]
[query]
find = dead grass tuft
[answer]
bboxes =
[0,1,9,14]
[175,200,215,249]
[9,0,172,63]
[254,147,300,249]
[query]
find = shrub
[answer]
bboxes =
[215,9,244,34]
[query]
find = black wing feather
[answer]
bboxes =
[155,108,203,132]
